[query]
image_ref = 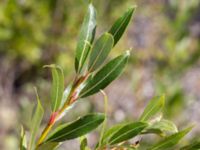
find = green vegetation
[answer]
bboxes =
[18,2,200,150]
[0,0,199,150]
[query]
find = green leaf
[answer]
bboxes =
[98,90,108,148]
[109,6,136,46]
[37,142,59,150]
[180,140,200,150]
[44,64,64,112]
[139,95,165,122]
[108,122,148,145]
[20,126,27,150]
[143,119,178,136]
[80,51,130,98]
[75,3,96,73]
[29,88,44,150]
[149,127,192,150]
[88,33,114,72]
[100,123,126,146]
[46,113,105,142]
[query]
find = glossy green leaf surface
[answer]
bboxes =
[108,122,148,145]
[88,33,114,72]
[80,51,130,98]
[143,119,178,136]
[75,3,96,73]
[44,65,64,112]
[29,89,44,150]
[109,6,136,46]
[139,95,165,122]
[149,127,192,150]
[46,113,105,142]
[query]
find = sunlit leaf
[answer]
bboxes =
[80,51,130,98]
[139,95,165,122]
[46,113,105,142]
[75,3,96,73]
[88,33,114,72]
[143,119,178,136]
[44,64,64,112]
[148,127,192,150]
[109,6,136,45]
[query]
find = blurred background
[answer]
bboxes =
[0,0,200,149]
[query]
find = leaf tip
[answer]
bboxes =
[129,5,137,11]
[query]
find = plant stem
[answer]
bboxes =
[37,123,53,146]
[36,73,90,147]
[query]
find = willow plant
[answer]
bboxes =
[19,2,199,150]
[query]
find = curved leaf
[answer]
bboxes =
[143,119,178,136]
[44,64,64,112]
[80,51,130,98]
[139,95,165,122]
[88,33,114,72]
[75,3,96,73]
[149,127,192,150]
[109,6,136,46]
[46,113,105,142]
[108,122,148,145]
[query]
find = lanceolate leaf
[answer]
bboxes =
[44,64,64,112]
[108,122,148,145]
[139,95,165,122]
[46,113,105,142]
[80,51,130,98]
[29,89,44,150]
[143,119,178,136]
[75,3,96,73]
[148,127,192,150]
[88,33,114,72]
[109,6,136,46]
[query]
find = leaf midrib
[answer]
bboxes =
[49,117,102,141]
[89,35,111,71]
[80,56,125,97]
[79,6,93,72]
[112,10,131,37]
[109,124,146,144]
[140,99,162,121]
